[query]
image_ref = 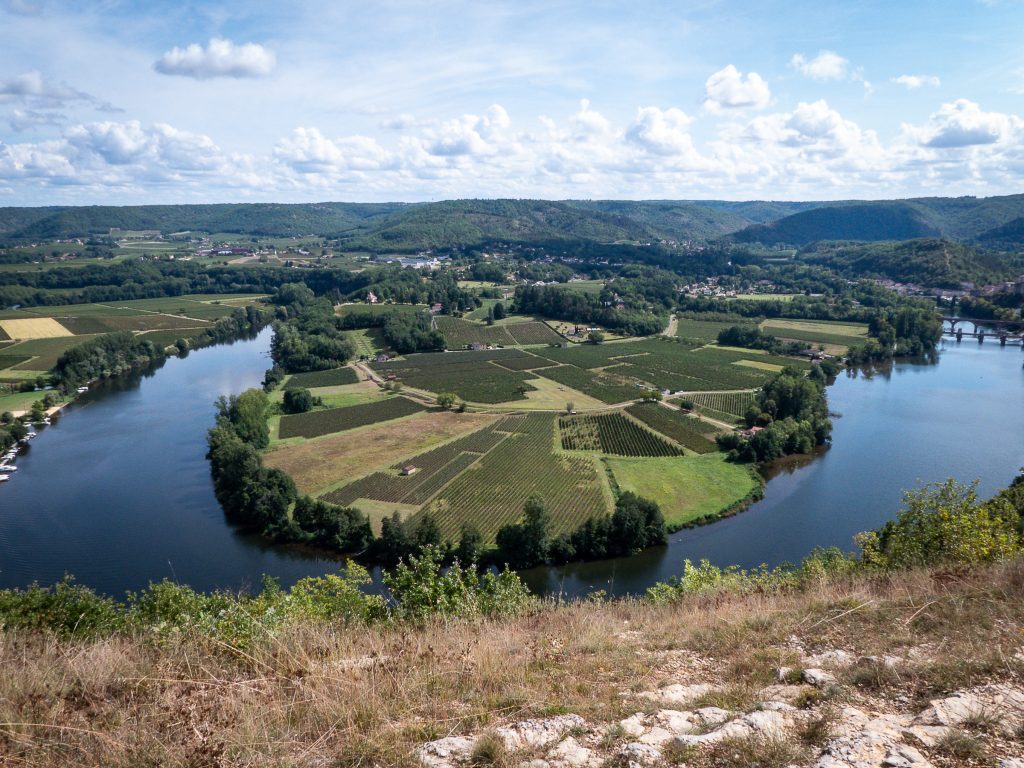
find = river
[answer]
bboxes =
[1,331,1021,597]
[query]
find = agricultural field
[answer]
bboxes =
[491,353,556,371]
[760,318,869,349]
[674,318,737,342]
[286,367,359,388]
[433,316,517,347]
[0,317,73,340]
[624,402,720,454]
[263,411,498,495]
[0,354,32,370]
[372,350,539,403]
[277,396,425,440]
[322,420,511,507]
[504,321,564,346]
[559,412,681,456]
[535,364,641,405]
[685,391,757,418]
[606,453,760,527]
[1,335,101,371]
[417,414,611,542]
[345,328,384,357]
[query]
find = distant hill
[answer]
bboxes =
[0,203,407,241]
[976,217,1024,251]
[564,200,754,239]
[731,202,942,246]
[795,238,1021,288]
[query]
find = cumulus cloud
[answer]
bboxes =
[274,127,394,172]
[423,104,511,156]
[703,65,771,113]
[625,107,696,156]
[892,74,941,89]
[154,38,276,80]
[905,98,1017,147]
[790,51,850,81]
[0,70,90,105]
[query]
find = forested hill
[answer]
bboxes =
[730,202,942,246]
[729,193,1024,246]
[795,238,1023,288]
[4,194,1024,250]
[0,202,408,240]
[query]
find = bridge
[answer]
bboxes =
[940,316,1024,346]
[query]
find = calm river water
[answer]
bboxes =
[0,331,1021,597]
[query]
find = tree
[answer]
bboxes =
[566,401,576,414]
[456,522,484,565]
[216,389,270,449]
[588,330,605,344]
[282,387,316,414]
[437,392,457,410]
[492,301,506,320]
[495,495,551,569]
[679,399,695,411]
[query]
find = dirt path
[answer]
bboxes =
[662,313,677,336]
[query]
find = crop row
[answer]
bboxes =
[286,367,359,388]
[505,321,565,345]
[417,414,609,542]
[278,396,425,439]
[433,316,518,347]
[492,354,557,371]
[536,364,640,404]
[624,403,719,454]
[686,391,757,417]
[375,355,537,403]
[559,412,682,457]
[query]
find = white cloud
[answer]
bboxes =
[0,70,90,105]
[790,51,850,81]
[423,105,511,156]
[904,98,1017,147]
[625,106,696,156]
[274,127,394,173]
[154,38,276,80]
[892,74,941,89]
[9,108,65,131]
[703,65,771,113]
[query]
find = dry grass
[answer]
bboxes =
[263,411,497,495]
[1,561,1022,766]
[0,317,73,340]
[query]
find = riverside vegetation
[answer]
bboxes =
[0,473,1022,766]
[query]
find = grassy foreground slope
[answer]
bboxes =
[1,559,1021,766]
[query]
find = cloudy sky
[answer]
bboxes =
[1,0,1023,205]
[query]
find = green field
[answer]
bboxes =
[286,367,359,388]
[624,402,719,454]
[2,335,101,371]
[559,412,681,456]
[607,454,760,527]
[433,316,518,347]
[760,319,869,348]
[416,414,611,542]
[534,364,640,404]
[685,391,757,418]
[504,321,564,345]
[674,318,737,342]
[345,328,384,357]
[373,350,539,403]
[278,396,425,440]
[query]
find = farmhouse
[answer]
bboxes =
[366,291,379,304]
[400,465,418,476]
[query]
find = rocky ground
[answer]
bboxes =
[418,643,1024,767]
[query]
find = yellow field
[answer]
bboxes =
[0,318,73,340]
[732,359,784,372]
[761,319,868,337]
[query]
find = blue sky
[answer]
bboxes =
[1,0,1023,204]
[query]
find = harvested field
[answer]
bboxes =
[0,317,73,340]
[263,411,498,495]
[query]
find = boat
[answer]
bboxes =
[76,386,88,393]
[0,474,9,482]
[0,465,16,472]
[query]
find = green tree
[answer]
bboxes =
[495,495,551,569]
[437,392,457,410]
[282,387,316,414]
[588,330,605,344]
[456,522,483,565]
[492,301,506,320]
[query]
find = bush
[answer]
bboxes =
[282,387,317,414]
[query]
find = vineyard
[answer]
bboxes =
[320,420,513,507]
[536,364,640,404]
[286,367,359,388]
[278,396,425,439]
[686,390,757,417]
[674,318,737,342]
[558,412,681,457]
[504,321,565,345]
[760,320,868,348]
[418,414,610,542]
[624,402,719,454]
[372,350,539,403]
[492,354,557,371]
[433,316,517,347]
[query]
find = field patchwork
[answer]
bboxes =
[559,412,681,457]
[624,403,720,454]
